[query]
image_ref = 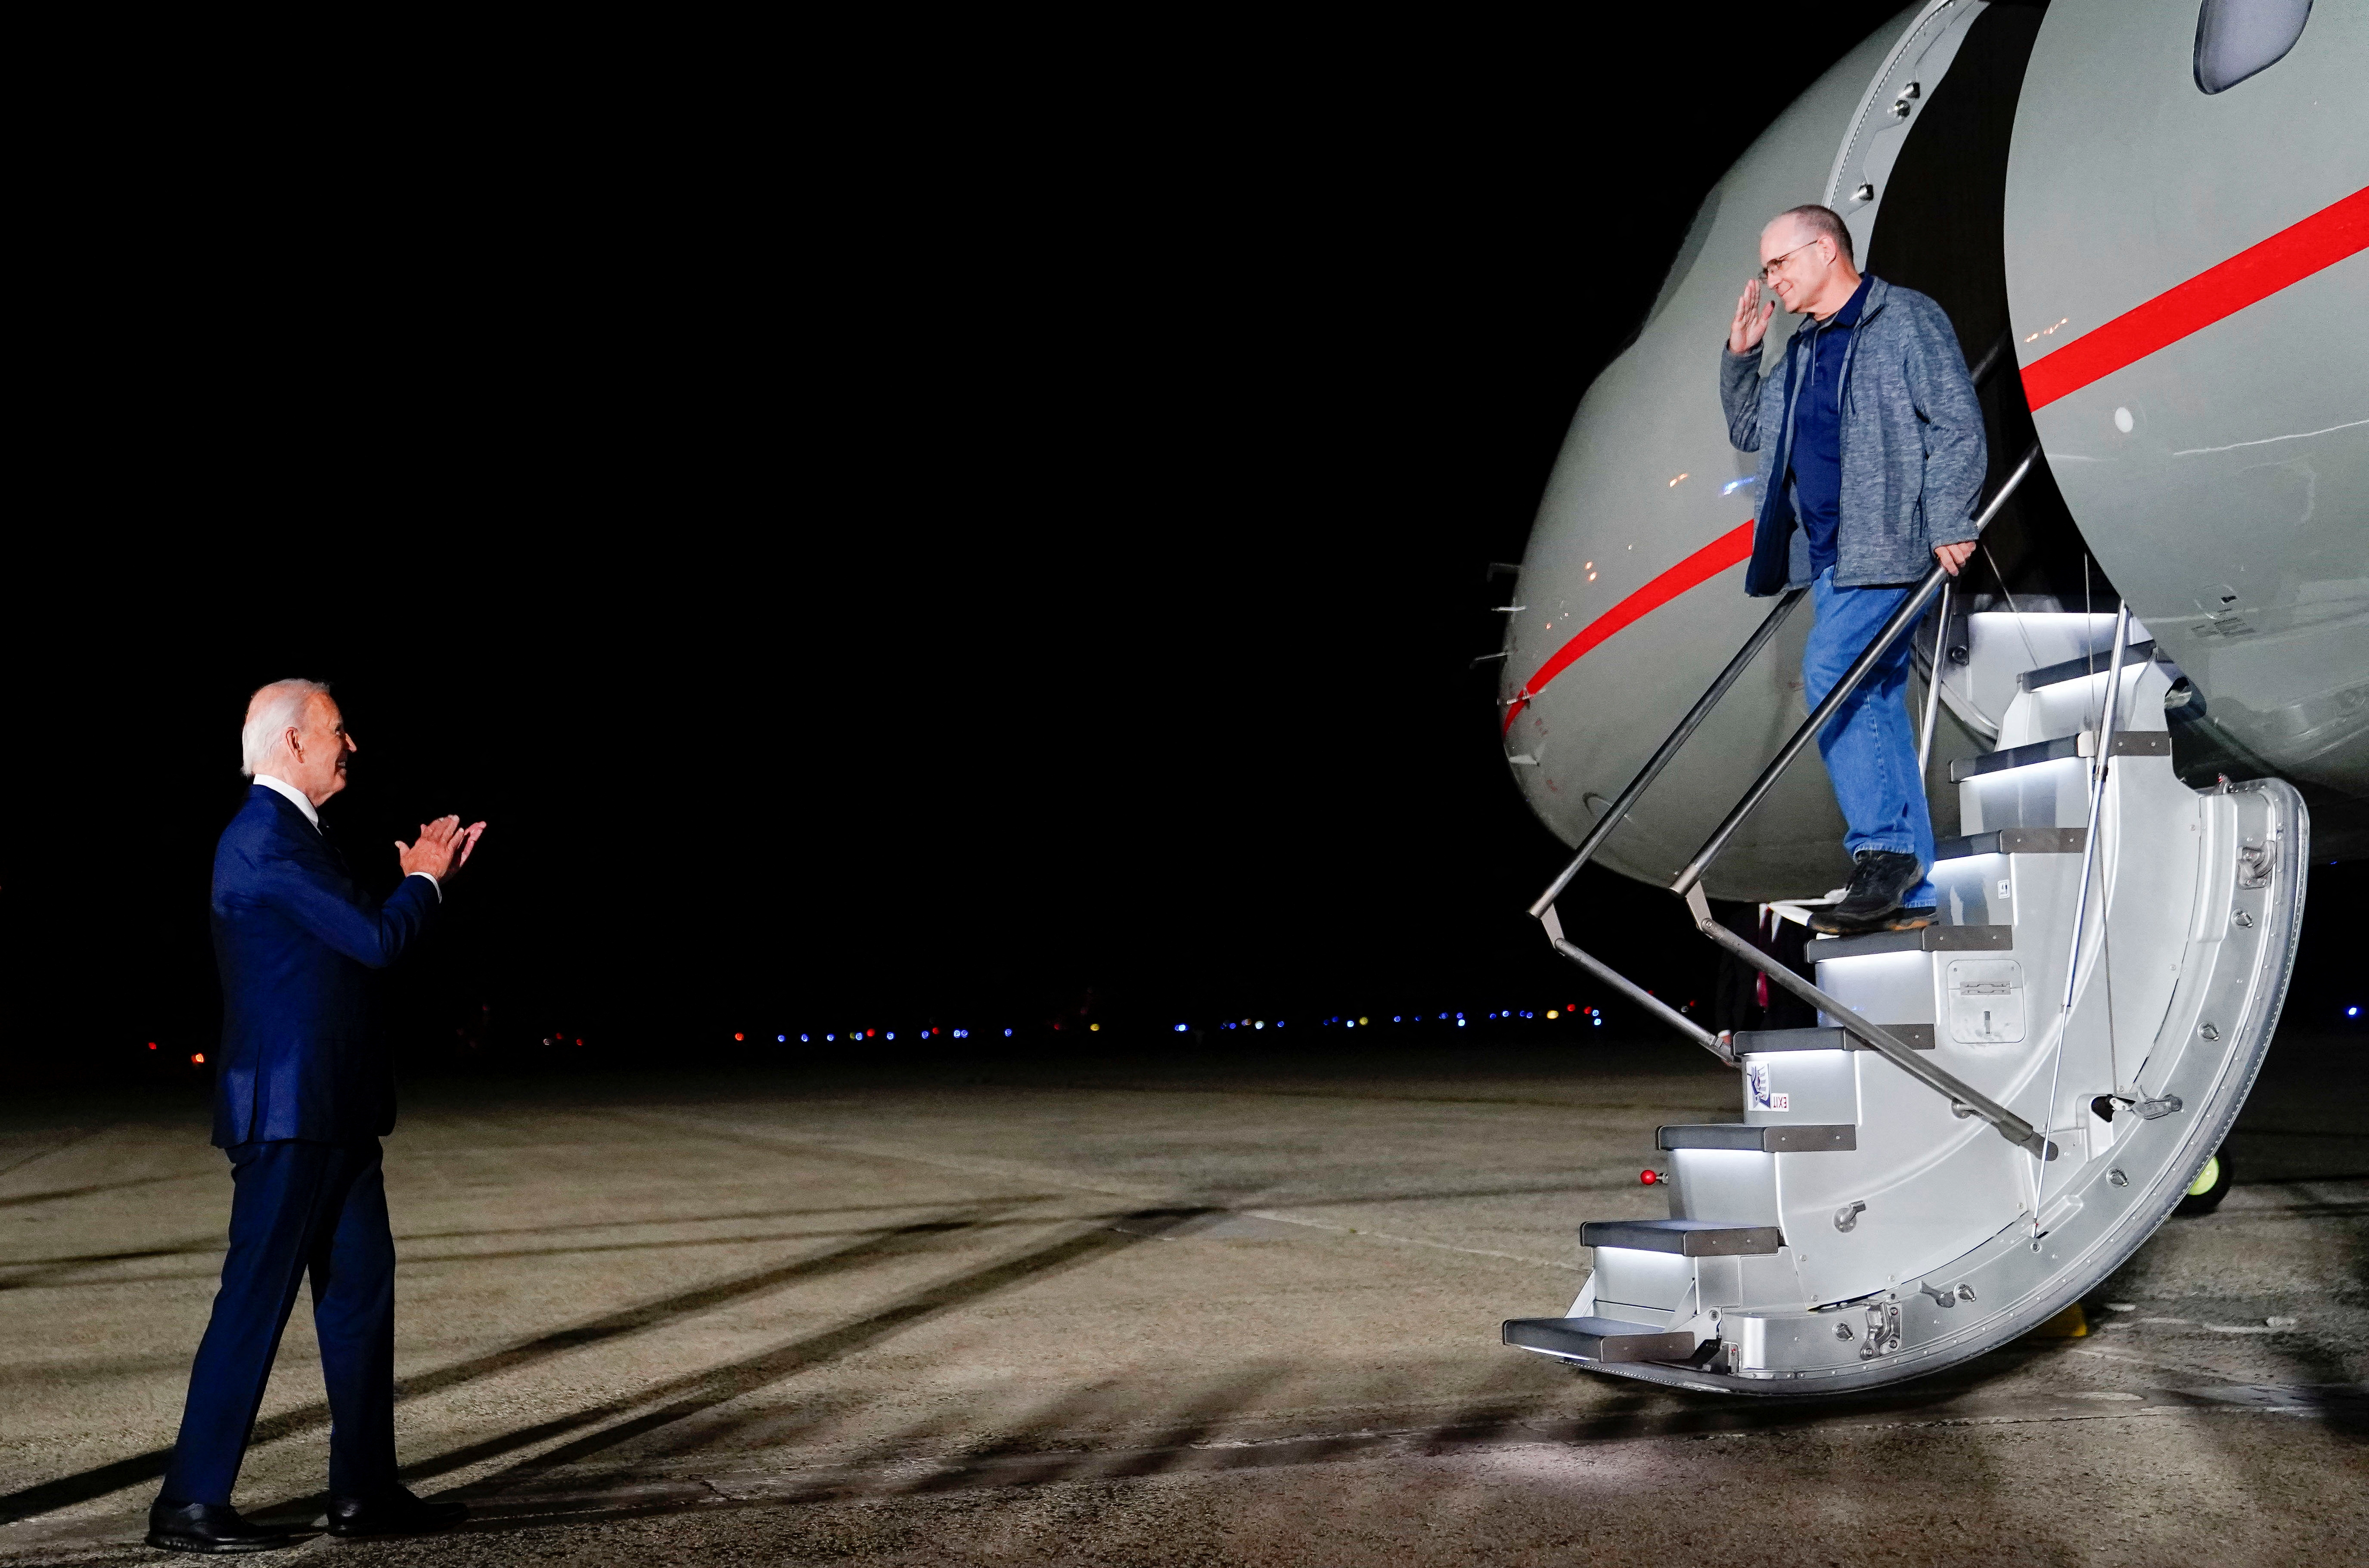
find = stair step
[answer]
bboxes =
[1810,925,2012,961]
[1950,731,2170,782]
[1935,827,2087,861]
[1579,1218,1785,1256]
[1502,1315,1700,1364]
[2018,641,2158,692]
[1657,1122,1856,1152]
[1733,1024,1935,1052]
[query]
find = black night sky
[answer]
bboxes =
[9,5,2361,1086]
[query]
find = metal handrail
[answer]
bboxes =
[1670,443,2038,896]
[1966,328,2014,390]
[1527,588,1807,920]
[1682,887,2047,1154]
[2059,603,2133,1016]
[1917,580,1951,772]
[1541,906,1733,1063]
[2027,603,2136,1217]
[1525,429,2043,1125]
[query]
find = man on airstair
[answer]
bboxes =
[1720,204,1988,935]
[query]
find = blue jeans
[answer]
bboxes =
[1804,567,1936,907]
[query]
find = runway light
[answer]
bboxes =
[1346,1020,1354,1028]
[866,1029,876,1038]
[827,1033,836,1041]
[1089,1023,1100,1032]
[1358,1017,1369,1026]
[2351,1007,2361,1018]
[1175,1023,1187,1032]
[148,1042,157,1050]
[887,1031,896,1040]
[1547,1010,1559,1019]
[798,1034,807,1042]
[1254,1021,1264,1029]
[192,1053,205,1064]
[779,1034,788,1042]
[734,1032,744,1041]
[1003,1028,1013,1037]
[1456,1019,1465,1028]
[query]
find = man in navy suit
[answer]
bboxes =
[149,680,485,1554]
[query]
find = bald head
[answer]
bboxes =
[241,679,357,806]
[1758,204,1860,321]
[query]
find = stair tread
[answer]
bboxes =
[1950,731,2170,783]
[1810,926,2012,961]
[1502,1315,1700,1364]
[1935,827,2087,861]
[1579,1218,1785,1255]
[2018,641,2158,692]
[1732,1024,1934,1052]
[1658,1122,1857,1152]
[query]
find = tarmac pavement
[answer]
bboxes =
[2,1035,2360,1566]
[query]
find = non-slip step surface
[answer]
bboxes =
[1934,826,2087,861]
[2018,641,2158,692]
[1949,730,2170,782]
[1810,925,2012,961]
[1732,1024,1936,1053]
[1579,1218,1785,1256]
[1657,1122,1857,1152]
[1501,1316,1700,1363]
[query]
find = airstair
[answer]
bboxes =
[1503,455,2309,1393]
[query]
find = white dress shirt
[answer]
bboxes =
[252,773,440,899]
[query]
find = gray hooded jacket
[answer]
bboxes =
[1719,276,1985,595]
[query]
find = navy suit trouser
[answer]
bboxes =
[159,1139,398,1505]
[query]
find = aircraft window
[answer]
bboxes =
[2193,0,2312,94]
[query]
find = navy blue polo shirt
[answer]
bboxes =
[1787,273,1870,577]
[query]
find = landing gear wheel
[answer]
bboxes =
[2175,1147,2232,1216]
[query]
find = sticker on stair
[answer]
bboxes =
[1747,1061,1790,1112]
[1949,959,2025,1044]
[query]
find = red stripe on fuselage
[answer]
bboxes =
[2021,185,2369,411]
[1500,521,1755,733]
[1503,188,2366,732]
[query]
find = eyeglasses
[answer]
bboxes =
[1759,239,1827,282]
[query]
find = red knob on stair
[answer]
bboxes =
[1640,1169,1664,1186]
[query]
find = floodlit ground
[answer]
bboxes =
[3,1035,2362,1566]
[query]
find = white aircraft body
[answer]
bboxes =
[1496,0,2365,1393]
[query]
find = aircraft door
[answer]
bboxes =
[2000,0,2369,797]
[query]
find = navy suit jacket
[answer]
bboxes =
[210,784,440,1147]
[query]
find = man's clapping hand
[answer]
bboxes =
[397,816,487,881]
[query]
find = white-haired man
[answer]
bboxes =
[1721,204,1987,934]
[148,681,484,1553]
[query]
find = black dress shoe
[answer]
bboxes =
[323,1487,469,1537]
[1810,849,1928,935]
[144,1500,305,1553]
